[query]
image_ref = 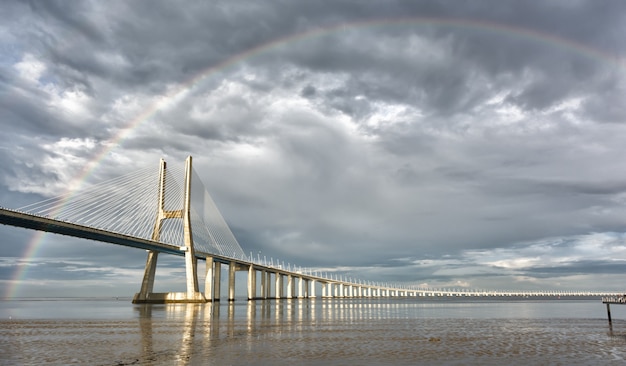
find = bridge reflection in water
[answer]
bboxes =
[135,299,432,364]
[131,297,623,365]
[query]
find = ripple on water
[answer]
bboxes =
[2,309,626,365]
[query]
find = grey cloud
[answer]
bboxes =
[523,260,626,277]
[29,0,107,44]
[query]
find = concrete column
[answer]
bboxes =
[322,282,327,297]
[213,262,221,301]
[265,271,272,298]
[260,270,266,300]
[298,277,304,298]
[248,265,256,300]
[287,275,293,299]
[204,257,214,302]
[310,280,316,298]
[138,250,158,299]
[339,283,344,298]
[275,273,283,299]
[228,261,236,301]
[185,252,198,299]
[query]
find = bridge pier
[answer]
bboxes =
[135,250,159,301]
[265,271,272,298]
[297,277,304,299]
[213,262,221,301]
[248,265,257,300]
[260,270,267,299]
[276,273,284,299]
[228,261,236,301]
[204,257,215,302]
[286,275,293,299]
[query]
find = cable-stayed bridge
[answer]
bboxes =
[0,157,619,302]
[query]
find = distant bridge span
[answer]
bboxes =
[1,157,621,302]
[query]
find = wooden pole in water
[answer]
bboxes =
[607,303,612,323]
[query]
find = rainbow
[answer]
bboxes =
[5,16,624,299]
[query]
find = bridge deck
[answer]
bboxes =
[0,208,183,256]
[2,207,622,302]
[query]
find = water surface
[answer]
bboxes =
[2,298,625,365]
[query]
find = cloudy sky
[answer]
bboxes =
[1,0,626,298]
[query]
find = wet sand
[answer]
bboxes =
[2,299,626,365]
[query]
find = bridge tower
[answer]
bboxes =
[132,156,206,303]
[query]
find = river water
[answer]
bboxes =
[1,297,625,365]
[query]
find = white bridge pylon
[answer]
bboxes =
[134,156,205,303]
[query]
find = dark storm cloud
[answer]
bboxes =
[1,0,626,296]
[29,1,106,44]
